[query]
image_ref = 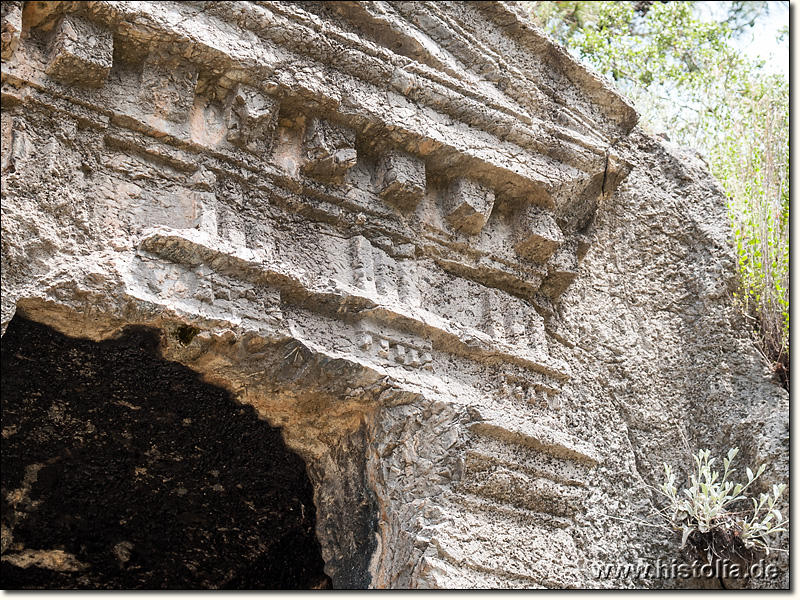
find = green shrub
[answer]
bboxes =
[526,1,789,388]
[660,448,788,560]
[713,75,789,386]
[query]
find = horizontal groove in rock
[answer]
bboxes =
[468,412,600,466]
[138,229,571,381]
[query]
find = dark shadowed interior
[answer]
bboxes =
[0,315,331,589]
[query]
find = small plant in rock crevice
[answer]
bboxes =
[659,448,788,568]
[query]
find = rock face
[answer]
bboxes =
[0,0,788,590]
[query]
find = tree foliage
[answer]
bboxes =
[526,1,789,387]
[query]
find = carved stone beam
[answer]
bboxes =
[540,240,579,300]
[514,205,564,263]
[139,50,199,125]
[45,14,113,88]
[376,149,426,212]
[444,178,495,235]
[224,84,280,154]
[301,117,358,184]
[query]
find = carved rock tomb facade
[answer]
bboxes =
[1,0,788,589]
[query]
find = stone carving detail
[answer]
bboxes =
[444,177,496,235]
[540,240,579,300]
[0,1,22,61]
[462,439,591,517]
[358,330,433,370]
[224,84,280,152]
[376,150,426,211]
[515,205,564,263]
[140,50,198,124]
[351,234,377,293]
[45,14,113,87]
[2,0,786,590]
[302,117,358,184]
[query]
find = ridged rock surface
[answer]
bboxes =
[1,0,788,589]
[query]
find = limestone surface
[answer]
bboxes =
[1,0,788,589]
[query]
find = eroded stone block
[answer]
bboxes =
[19,0,70,31]
[444,178,495,235]
[515,206,564,263]
[45,14,113,87]
[224,84,280,152]
[301,117,357,184]
[539,240,579,300]
[376,150,426,211]
[351,235,376,293]
[602,150,634,200]
[140,51,199,124]
[1,1,22,61]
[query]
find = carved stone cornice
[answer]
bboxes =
[1,3,644,588]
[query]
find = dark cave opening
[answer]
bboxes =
[0,315,332,589]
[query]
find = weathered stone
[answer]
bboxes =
[0,1,22,61]
[602,150,634,202]
[301,117,358,184]
[224,84,280,152]
[19,0,69,31]
[139,50,198,124]
[376,150,426,211]
[0,0,787,590]
[444,178,495,235]
[539,240,579,300]
[515,205,564,263]
[45,14,113,87]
